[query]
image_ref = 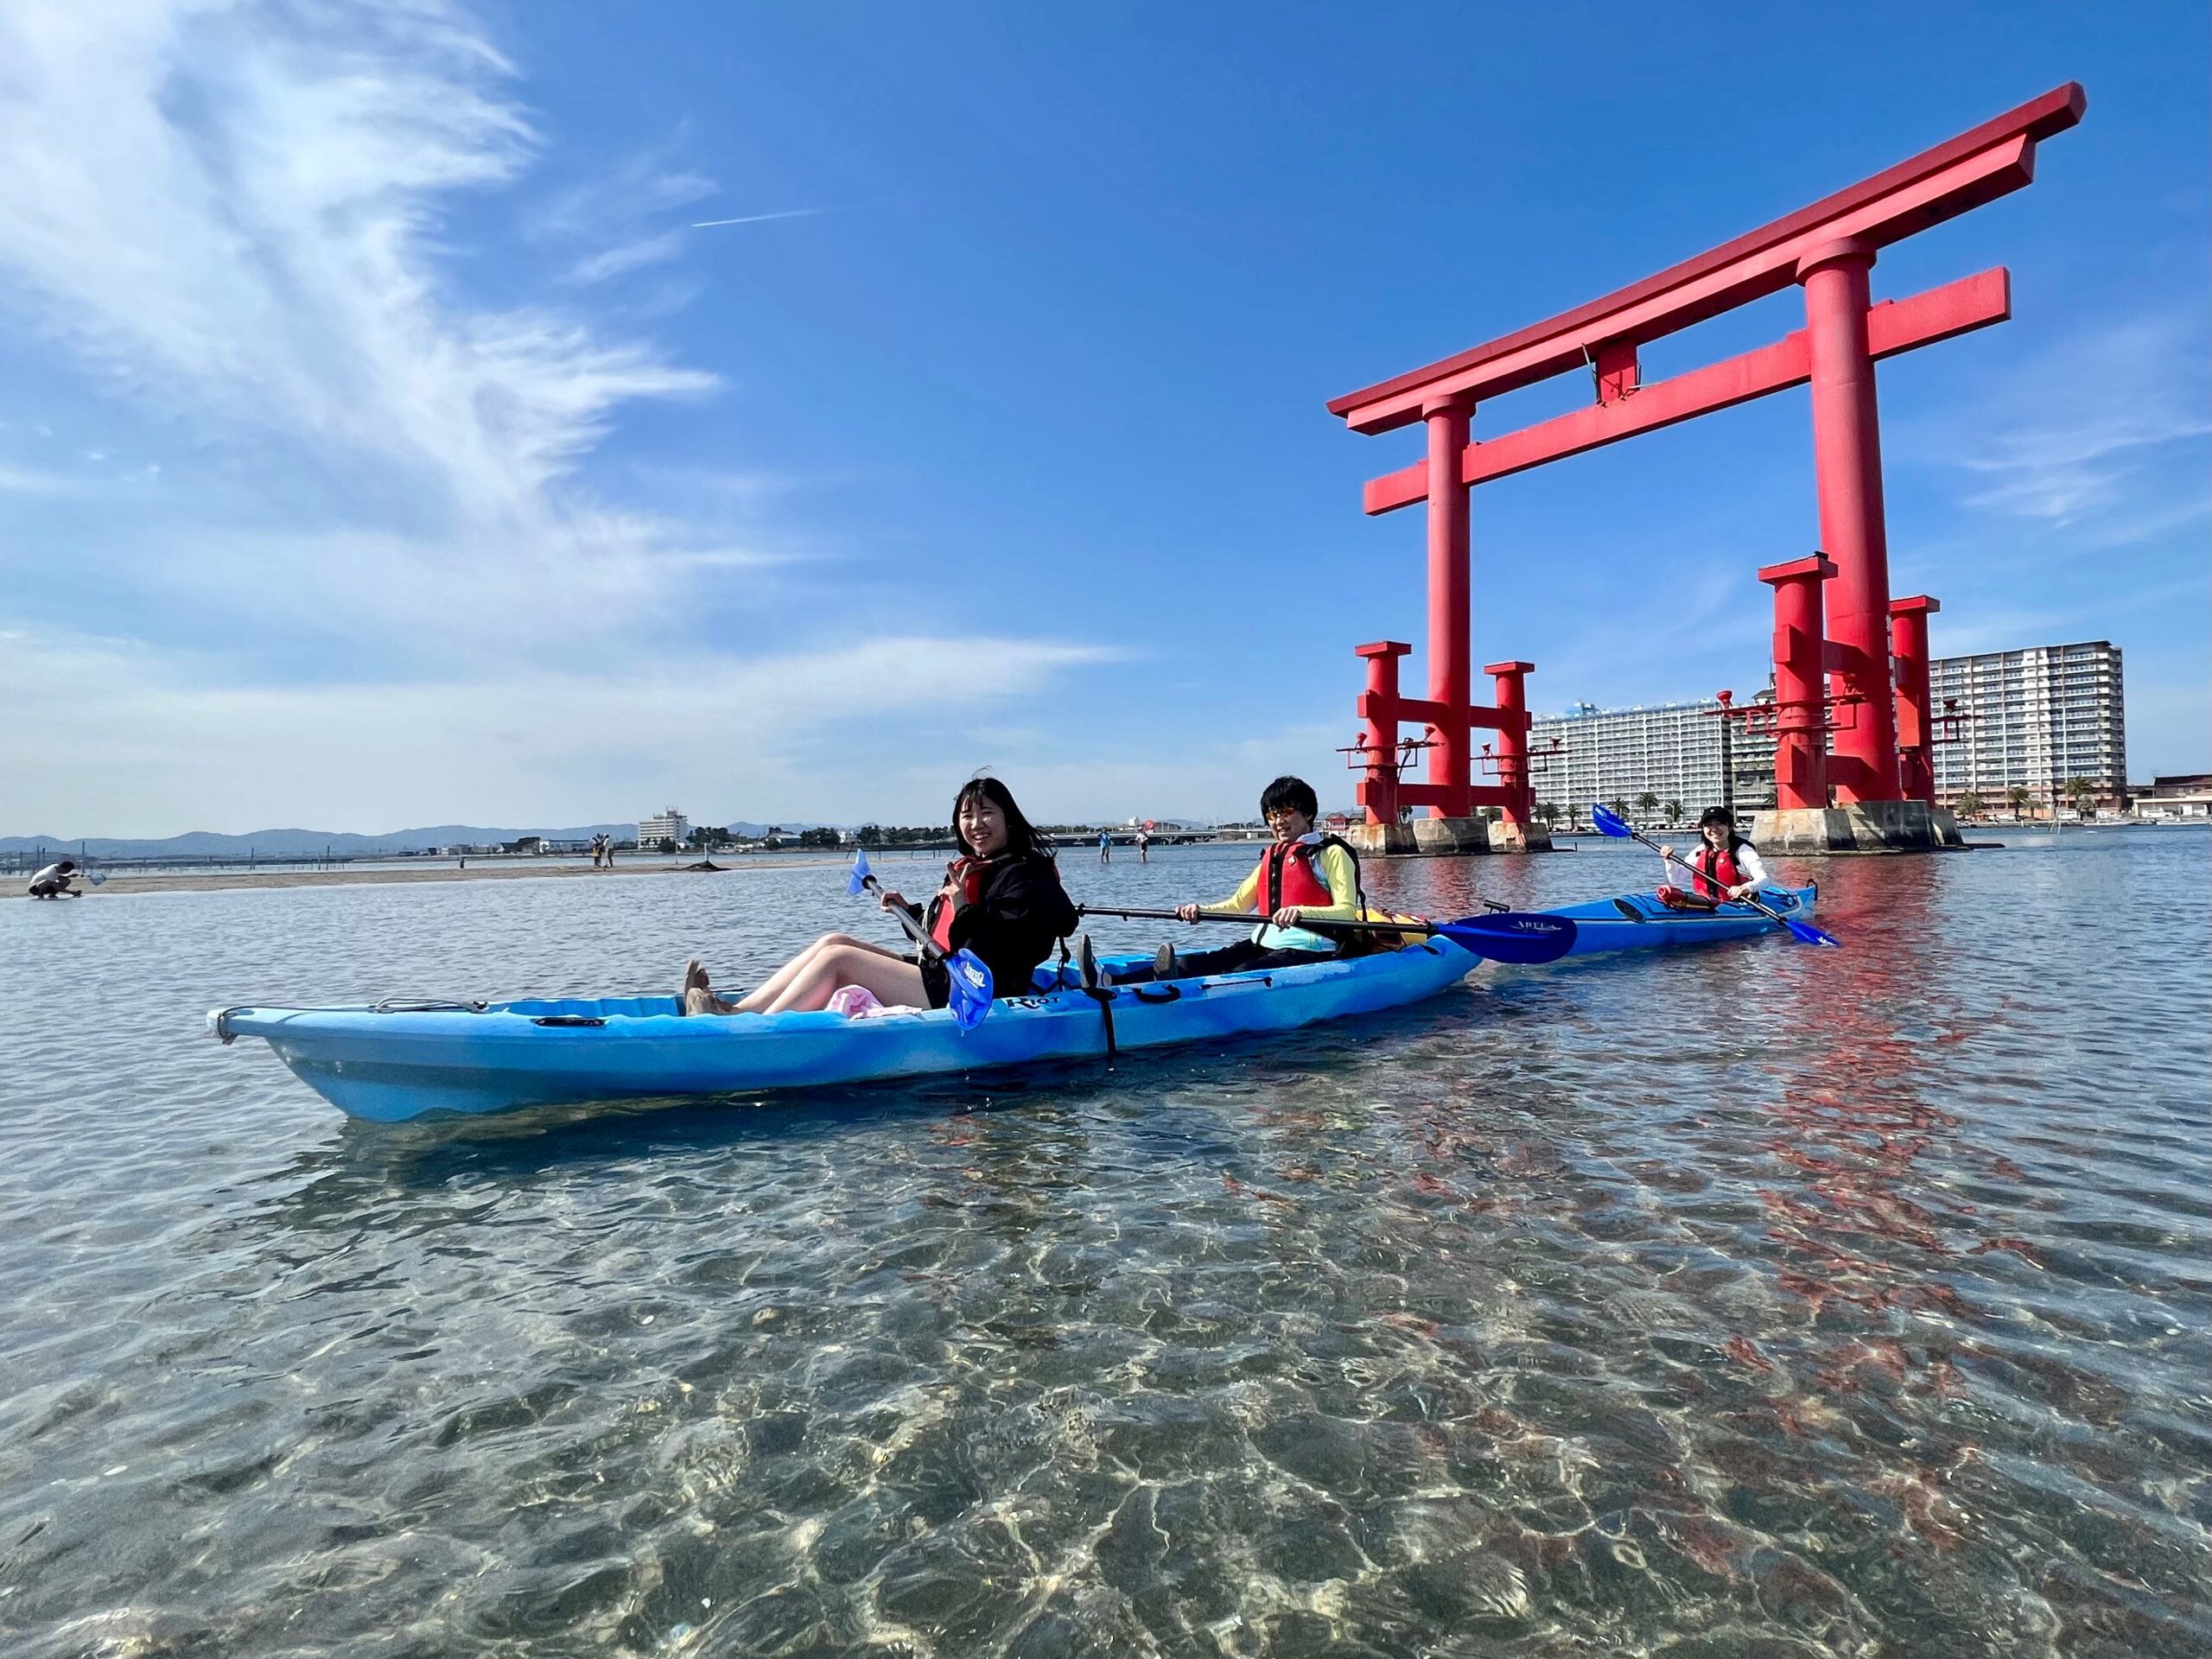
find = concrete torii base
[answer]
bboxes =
[1344,817,1555,857]
[1751,800,1966,854]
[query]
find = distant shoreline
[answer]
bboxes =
[9,856,861,899]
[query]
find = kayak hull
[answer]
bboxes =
[1544,885,1818,955]
[210,939,1480,1122]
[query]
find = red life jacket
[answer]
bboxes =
[926,856,994,952]
[1252,836,1357,914]
[1688,843,1743,902]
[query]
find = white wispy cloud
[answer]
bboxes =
[0,0,712,627]
[0,620,1122,831]
[0,1,1112,831]
[691,207,830,230]
[1917,309,2211,531]
[562,230,688,286]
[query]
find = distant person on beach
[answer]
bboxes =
[679,777,1077,1016]
[1098,830,1112,864]
[1656,806,1770,908]
[27,860,82,898]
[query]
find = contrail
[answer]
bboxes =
[690,208,830,229]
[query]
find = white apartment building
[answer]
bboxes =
[1929,640,2126,811]
[638,807,691,846]
[1529,698,1769,819]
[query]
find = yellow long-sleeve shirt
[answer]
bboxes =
[1210,836,1366,951]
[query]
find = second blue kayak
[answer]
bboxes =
[1543,884,1818,954]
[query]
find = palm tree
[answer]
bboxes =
[2063,777,2097,821]
[1607,796,1630,823]
[1955,789,1984,821]
[1635,791,1660,824]
[1535,801,1561,830]
[2004,785,2032,821]
[1663,798,1684,825]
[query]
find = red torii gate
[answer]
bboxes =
[1327,83,2083,836]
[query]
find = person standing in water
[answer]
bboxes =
[1097,829,1112,864]
[1656,806,1771,908]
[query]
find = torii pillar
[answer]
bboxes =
[1799,238,1899,804]
[1890,595,1941,804]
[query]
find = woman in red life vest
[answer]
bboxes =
[1128,776,1374,982]
[679,777,1077,1015]
[1656,805,1773,910]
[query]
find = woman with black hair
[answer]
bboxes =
[679,776,1077,1015]
[1656,805,1772,909]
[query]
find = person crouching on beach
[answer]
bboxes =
[1129,776,1373,982]
[1656,806,1771,909]
[679,777,1078,1016]
[27,860,83,898]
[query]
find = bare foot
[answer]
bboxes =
[678,958,742,1016]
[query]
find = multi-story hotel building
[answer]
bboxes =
[1929,640,2126,812]
[638,807,692,846]
[1529,699,1775,820]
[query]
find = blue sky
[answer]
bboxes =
[1,2,2203,834]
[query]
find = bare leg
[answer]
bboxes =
[733,932,909,1014]
[761,944,931,1014]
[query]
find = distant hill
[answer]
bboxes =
[4,823,663,859]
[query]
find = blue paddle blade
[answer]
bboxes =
[846,849,874,896]
[1433,912,1577,963]
[1783,916,1844,948]
[945,949,995,1030]
[1591,804,1632,837]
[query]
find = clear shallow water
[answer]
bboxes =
[3,833,2206,1658]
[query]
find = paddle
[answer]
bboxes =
[1587,804,1840,947]
[1077,905,1577,966]
[847,850,995,1028]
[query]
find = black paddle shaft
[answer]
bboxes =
[1619,830,1800,931]
[860,875,951,963]
[1080,904,1433,938]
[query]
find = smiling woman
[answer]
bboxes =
[678,775,1077,1016]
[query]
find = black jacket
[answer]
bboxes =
[922,850,1079,997]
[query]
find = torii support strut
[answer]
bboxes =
[1328,83,2083,815]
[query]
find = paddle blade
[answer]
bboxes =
[1591,804,1632,838]
[946,949,995,1030]
[846,849,874,896]
[1783,916,1843,948]
[1433,912,1578,963]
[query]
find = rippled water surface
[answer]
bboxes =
[3,833,2207,1657]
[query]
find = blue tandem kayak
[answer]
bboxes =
[208,885,1815,1122]
[209,938,1483,1122]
